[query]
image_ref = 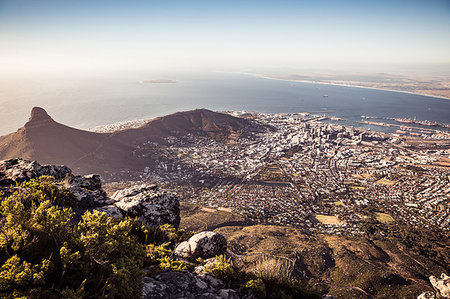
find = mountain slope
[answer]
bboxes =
[112,108,265,143]
[0,107,113,166]
[0,107,264,174]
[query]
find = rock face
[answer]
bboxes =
[142,271,238,299]
[65,174,111,208]
[0,158,71,186]
[431,273,450,298]
[0,158,111,209]
[111,184,180,228]
[417,291,437,299]
[418,273,450,299]
[173,231,227,261]
[0,159,182,228]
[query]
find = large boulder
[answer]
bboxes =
[417,273,450,299]
[430,273,450,298]
[68,174,102,191]
[111,184,180,228]
[173,231,227,261]
[142,271,238,299]
[0,158,70,186]
[95,205,123,218]
[417,292,437,299]
[65,174,110,207]
[0,158,111,211]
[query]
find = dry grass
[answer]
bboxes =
[375,178,396,186]
[350,186,365,190]
[245,255,294,281]
[180,203,245,231]
[375,212,395,223]
[315,215,344,225]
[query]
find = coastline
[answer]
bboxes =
[237,72,450,101]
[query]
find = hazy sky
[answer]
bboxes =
[1,0,449,75]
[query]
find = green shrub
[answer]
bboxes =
[159,224,195,244]
[146,242,172,264]
[0,177,145,298]
[205,255,235,281]
[158,256,190,272]
[239,279,266,297]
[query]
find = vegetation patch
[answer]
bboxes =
[350,186,365,190]
[315,215,344,225]
[375,212,395,223]
[0,177,196,298]
[375,178,396,186]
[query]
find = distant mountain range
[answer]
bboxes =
[0,107,264,174]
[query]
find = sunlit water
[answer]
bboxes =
[1,72,449,135]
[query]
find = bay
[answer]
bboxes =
[0,72,449,135]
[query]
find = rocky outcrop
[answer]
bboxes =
[430,273,450,298]
[95,205,123,218]
[0,159,182,228]
[65,174,111,208]
[418,291,437,299]
[174,231,227,261]
[0,158,112,212]
[111,184,180,228]
[142,271,238,299]
[418,273,450,299]
[0,158,70,186]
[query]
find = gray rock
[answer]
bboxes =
[197,272,224,289]
[68,174,102,191]
[0,158,70,186]
[142,277,168,299]
[142,271,226,299]
[0,159,112,214]
[194,258,226,288]
[68,187,107,207]
[219,289,239,299]
[417,291,437,299]
[66,174,111,208]
[430,273,450,298]
[95,205,123,218]
[173,231,227,261]
[418,273,450,299]
[111,184,180,228]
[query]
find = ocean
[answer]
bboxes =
[0,72,449,135]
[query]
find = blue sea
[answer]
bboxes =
[0,72,449,135]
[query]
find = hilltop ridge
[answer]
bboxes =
[0,107,265,174]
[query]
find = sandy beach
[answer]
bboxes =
[238,72,450,101]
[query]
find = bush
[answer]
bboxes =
[239,279,266,297]
[0,177,145,298]
[146,243,172,264]
[158,256,190,272]
[205,255,235,281]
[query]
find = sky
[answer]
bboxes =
[0,0,449,75]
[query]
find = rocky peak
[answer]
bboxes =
[25,107,54,128]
